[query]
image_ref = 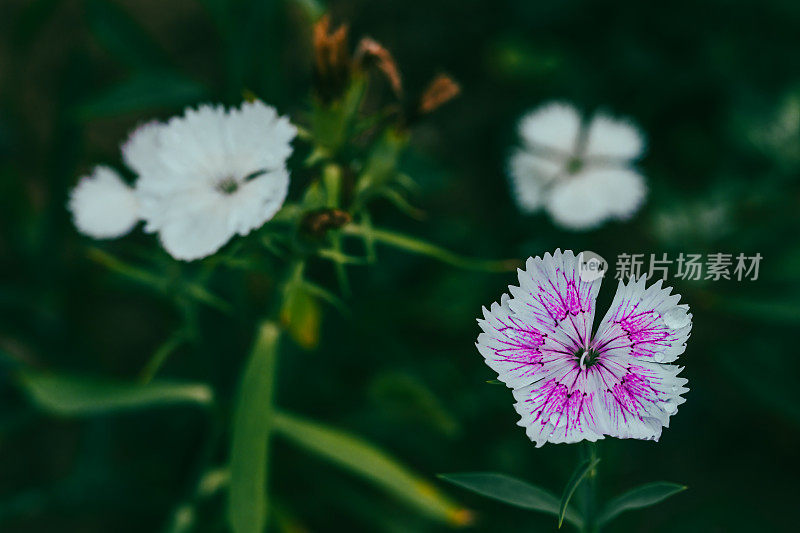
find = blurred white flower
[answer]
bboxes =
[68,100,296,261]
[508,102,647,230]
[123,101,296,260]
[69,166,139,239]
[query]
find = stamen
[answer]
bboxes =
[579,351,588,370]
[216,177,239,194]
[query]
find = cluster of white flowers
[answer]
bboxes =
[508,101,647,230]
[69,100,296,260]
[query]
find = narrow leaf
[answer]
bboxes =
[559,457,600,528]
[439,472,581,528]
[598,482,687,525]
[343,224,520,273]
[273,410,472,527]
[18,370,213,416]
[227,322,281,533]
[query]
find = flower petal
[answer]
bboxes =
[584,113,645,160]
[518,102,581,154]
[68,166,139,239]
[545,168,646,230]
[508,250,601,351]
[229,167,290,236]
[593,277,692,364]
[507,150,562,213]
[152,188,236,261]
[478,294,569,390]
[511,362,605,447]
[591,356,688,441]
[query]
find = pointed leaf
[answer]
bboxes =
[598,482,687,525]
[273,410,472,527]
[439,472,582,527]
[342,224,519,272]
[228,322,281,533]
[18,370,213,416]
[559,457,600,527]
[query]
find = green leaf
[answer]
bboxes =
[598,482,687,525]
[439,472,582,527]
[273,410,472,527]
[17,370,213,416]
[85,0,168,70]
[342,224,520,273]
[227,322,282,533]
[75,71,208,119]
[559,457,600,528]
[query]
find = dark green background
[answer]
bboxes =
[1,0,799,531]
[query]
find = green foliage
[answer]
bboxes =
[273,410,471,526]
[17,371,213,415]
[227,322,281,533]
[440,472,582,528]
[598,482,687,525]
[559,456,600,528]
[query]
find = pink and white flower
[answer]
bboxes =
[508,102,647,230]
[477,250,690,447]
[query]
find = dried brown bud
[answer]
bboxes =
[301,208,353,237]
[418,74,461,114]
[313,15,351,100]
[354,37,403,98]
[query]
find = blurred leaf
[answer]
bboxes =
[439,472,581,528]
[75,71,208,119]
[343,224,520,272]
[559,457,600,528]
[273,410,472,527]
[228,322,281,533]
[18,370,213,416]
[598,482,687,525]
[369,372,459,437]
[85,0,169,70]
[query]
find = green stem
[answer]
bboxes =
[580,442,600,533]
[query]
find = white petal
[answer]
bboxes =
[585,113,645,160]
[507,150,562,212]
[545,174,611,230]
[68,166,139,239]
[154,188,237,261]
[518,102,581,153]
[228,167,290,236]
[545,168,646,230]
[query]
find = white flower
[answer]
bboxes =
[477,250,691,447]
[508,102,647,230]
[122,101,297,260]
[68,166,139,239]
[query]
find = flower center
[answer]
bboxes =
[566,156,584,175]
[216,176,239,194]
[574,347,600,370]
